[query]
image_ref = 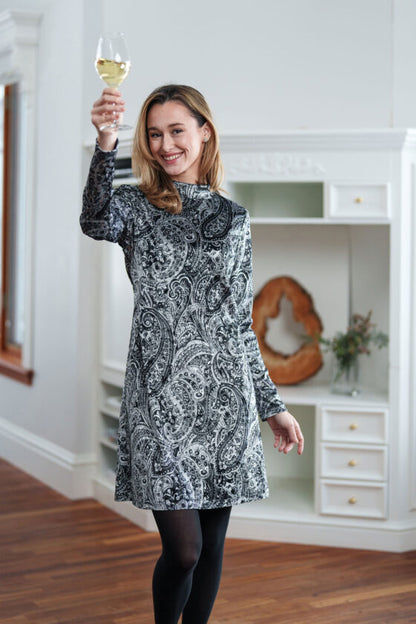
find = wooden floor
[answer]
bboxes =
[1,459,415,624]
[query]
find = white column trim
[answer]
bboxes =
[410,162,416,511]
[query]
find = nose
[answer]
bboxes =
[162,134,175,151]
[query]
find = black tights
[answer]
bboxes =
[152,507,231,624]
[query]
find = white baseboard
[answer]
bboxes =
[227,515,416,553]
[0,416,96,499]
[93,477,157,531]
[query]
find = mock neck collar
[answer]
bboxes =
[173,180,212,202]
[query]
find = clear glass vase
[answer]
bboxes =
[330,357,360,396]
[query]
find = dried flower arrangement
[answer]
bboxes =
[319,311,388,380]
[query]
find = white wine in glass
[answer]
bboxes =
[95,32,131,130]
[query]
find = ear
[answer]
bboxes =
[202,123,211,142]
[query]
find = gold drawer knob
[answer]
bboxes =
[348,497,357,505]
[349,423,359,430]
[348,459,358,467]
[354,196,363,203]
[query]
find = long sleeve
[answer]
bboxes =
[234,211,287,421]
[80,141,134,246]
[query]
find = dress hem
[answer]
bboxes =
[114,492,270,511]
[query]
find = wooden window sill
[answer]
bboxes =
[0,354,33,385]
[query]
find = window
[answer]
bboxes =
[0,82,33,384]
[0,9,41,385]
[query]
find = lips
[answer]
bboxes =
[163,153,182,162]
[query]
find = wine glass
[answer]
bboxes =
[95,32,132,130]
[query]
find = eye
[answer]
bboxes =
[149,131,161,139]
[172,128,183,135]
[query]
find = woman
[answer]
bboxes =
[81,84,304,624]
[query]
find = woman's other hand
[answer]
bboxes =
[267,410,304,455]
[91,88,125,151]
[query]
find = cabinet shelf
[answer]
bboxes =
[250,217,390,225]
[280,382,388,407]
[231,477,315,520]
[100,401,121,419]
[230,181,324,219]
[100,437,117,452]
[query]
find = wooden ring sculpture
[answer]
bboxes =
[252,276,323,385]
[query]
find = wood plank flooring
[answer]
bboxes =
[1,459,415,623]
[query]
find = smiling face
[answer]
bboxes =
[147,100,211,184]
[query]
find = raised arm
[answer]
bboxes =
[80,88,133,245]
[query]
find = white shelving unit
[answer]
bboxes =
[89,130,416,551]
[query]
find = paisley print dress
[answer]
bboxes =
[81,142,286,510]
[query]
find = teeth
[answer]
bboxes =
[164,154,181,161]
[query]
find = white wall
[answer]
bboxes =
[0,0,102,495]
[81,0,416,141]
[0,0,415,498]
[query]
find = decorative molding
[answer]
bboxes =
[0,417,96,499]
[0,9,41,45]
[222,153,326,180]
[0,10,42,91]
[220,129,416,153]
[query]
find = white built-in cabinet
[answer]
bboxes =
[88,130,416,551]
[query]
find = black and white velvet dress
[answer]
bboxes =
[81,142,286,510]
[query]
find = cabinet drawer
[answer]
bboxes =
[320,481,386,519]
[321,406,388,444]
[321,444,387,481]
[328,182,390,219]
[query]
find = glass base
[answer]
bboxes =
[330,359,360,397]
[114,123,132,131]
[99,121,132,131]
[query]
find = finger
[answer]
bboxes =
[290,417,304,442]
[101,92,125,104]
[277,435,289,453]
[91,109,124,126]
[91,102,125,129]
[297,432,305,455]
[93,95,116,108]
[286,423,299,445]
[279,433,295,453]
[293,421,304,454]
[274,435,282,449]
[99,94,124,110]
[283,442,295,454]
[102,87,122,97]
[92,100,125,115]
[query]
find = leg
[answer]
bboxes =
[152,509,202,624]
[182,506,231,624]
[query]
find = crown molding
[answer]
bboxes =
[219,129,416,153]
[0,9,42,89]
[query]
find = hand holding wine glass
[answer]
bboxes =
[91,88,125,150]
[94,32,131,131]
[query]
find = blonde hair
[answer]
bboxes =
[132,84,224,214]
